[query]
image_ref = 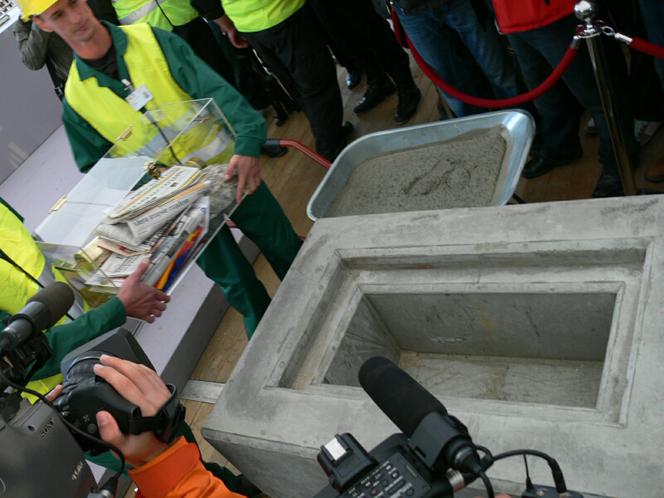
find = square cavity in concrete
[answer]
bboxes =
[324,291,615,408]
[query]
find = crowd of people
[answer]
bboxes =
[5,0,664,496]
[14,0,664,197]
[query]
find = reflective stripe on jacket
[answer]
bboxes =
[113,0,198,30]
[491,0,576,34]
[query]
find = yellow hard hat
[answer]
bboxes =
[17,0,58,20]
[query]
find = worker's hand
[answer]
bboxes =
[214,15,249,49]
[118,259,170,323]
[93,355,171,467]
[225,154,262,203]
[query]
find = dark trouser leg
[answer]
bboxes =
[507,29,583,162]
[513,15,636,177]
[197,225,271,336]
[395,4,488,116]
[230,183,302,280]
[443,0,522,99]
[173,18,236,85]
[197,183,301,336]
[244,6,344,159]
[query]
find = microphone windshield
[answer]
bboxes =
[358,357,448,437]
[27,282,75,329]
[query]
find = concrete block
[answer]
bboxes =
[204,196,664,498]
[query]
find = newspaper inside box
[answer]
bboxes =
[36,99,237,307]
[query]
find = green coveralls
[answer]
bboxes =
[62,23,302,336]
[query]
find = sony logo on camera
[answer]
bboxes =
[39,417,55,439]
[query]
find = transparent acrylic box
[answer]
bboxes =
[36,98,237,306]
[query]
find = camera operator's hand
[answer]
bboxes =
[118,259,170,323]
[93,355,171,466]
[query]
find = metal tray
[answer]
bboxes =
[307,110,535,221]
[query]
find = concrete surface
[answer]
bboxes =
[328,126,506,216]
[204,196,664,498]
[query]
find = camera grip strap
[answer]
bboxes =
[127,384,186,443]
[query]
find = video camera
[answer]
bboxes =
[315,357,585,498]
[0,283,184,498]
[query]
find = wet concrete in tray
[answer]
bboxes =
[328,126,506,216]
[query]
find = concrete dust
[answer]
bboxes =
[327,126,507,217]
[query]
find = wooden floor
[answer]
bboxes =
[124,57,664,497]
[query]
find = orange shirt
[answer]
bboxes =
[130,437,246,498]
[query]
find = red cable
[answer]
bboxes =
[390,8,579,109]
[629,36,664,60]
[277,139,332,170]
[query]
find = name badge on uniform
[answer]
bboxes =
[125,84,153,111]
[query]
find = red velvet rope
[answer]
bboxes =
[390,8,579,109]
[629,36,664,60]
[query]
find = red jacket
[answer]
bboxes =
[130,437,246,498]
[492,0,576,34]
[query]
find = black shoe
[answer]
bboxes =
[592,173,624,198]
[346,70,363,90]
[395,86,421,123]
[521,148,583,179]
[354,80,396,114]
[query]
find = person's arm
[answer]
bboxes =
[62,97,114,172]
[32,260,169,379]
[91,355,245,498]
[129,438,245,498]
[13,20,51,71]
[31,297,126,379]
[151,27,266,158]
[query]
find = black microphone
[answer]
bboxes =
[358,357,483,475]
[0,282,75,352]
[359,356,447,437]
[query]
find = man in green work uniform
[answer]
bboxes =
[22,0,302,337]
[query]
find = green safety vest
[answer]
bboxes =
[0,203,64,400]
[112,0,198,30]
[65,24,234,167]
[221,0,305,33]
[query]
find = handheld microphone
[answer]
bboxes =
[358,357,483,475]
[0,282,75,352]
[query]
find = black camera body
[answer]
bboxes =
[52,329,154,453]
[315,357,584,498]
[53,328,185,454]
[315,433,443,498]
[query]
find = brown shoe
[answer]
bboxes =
[644,155,664,183]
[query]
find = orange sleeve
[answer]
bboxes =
[130,437,246,498]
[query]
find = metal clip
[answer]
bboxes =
[600,25,616,37]
[144,161,163,179]
[49,196,67,213]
